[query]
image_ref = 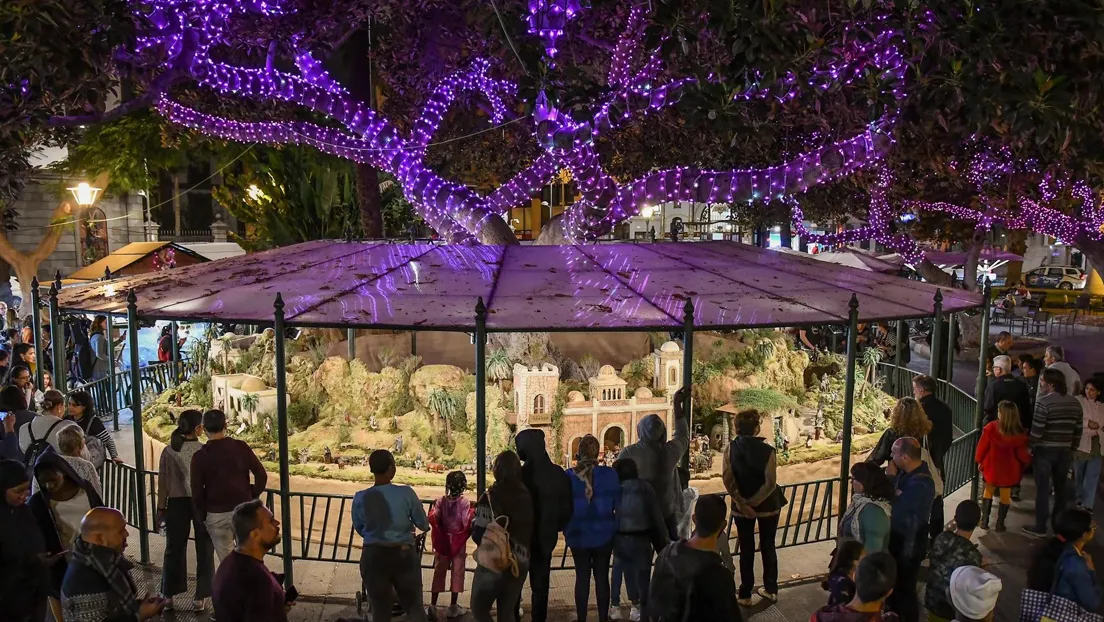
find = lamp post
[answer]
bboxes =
[67,182,102,208]
[641,206,655,242]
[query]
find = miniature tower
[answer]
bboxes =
[652,341,682,392]
[512,363,559,427]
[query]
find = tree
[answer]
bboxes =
[428,388,462,441]
[486,349,513,388]
[239,392,260,424]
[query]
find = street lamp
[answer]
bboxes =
[67,182,102,207]
[641,205,655,241]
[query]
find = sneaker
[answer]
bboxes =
[737,597,754,607]
[756,587,778,603]
[192,598,208,611]
[629,605,642,622]
[1023,525,1048,537]
[445,605,468,618]
[610,605,622,620]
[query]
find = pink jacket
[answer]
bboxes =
[428,496,474,559]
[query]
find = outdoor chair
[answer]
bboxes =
[1009,306,1031,334]
[1026,310,1051,336]
[1052,309,1078,336]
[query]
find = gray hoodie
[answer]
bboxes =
[617,413,689,518]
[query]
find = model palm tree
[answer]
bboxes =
[486,349,512,388]
[239,392,260,425]
[428,388,460,441]
[860,347,884,398]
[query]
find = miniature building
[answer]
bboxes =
[512,363,559,428]
[653,341,683,392]
[590,365,627,401]
[211,373,287,425]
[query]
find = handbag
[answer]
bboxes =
[920,436,944,497]
[473,492,518,576]
[1020,563,1104,622]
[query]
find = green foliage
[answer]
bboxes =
[692,360,723,385]
[287,397,319,432]
[337,424,352,444]
[551,383,568,466]
[239,393,260,417]
[622,358,652,393]
[732,388,798,414]
[486,349,512,385]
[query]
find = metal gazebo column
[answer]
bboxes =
[929,290,944,381]
[475,298,488,496]
[272,294,294,586]
[105,268,118,430]
[347,328,356,361]
[30,277,45,390]
[171,321,181,383]
[970,279,993,501]
[945,312,957,383]
[680,298,694,470]
[49,275,66,391]
[126,290,150,563]
[838,294,860,514]
[893,319,908,394]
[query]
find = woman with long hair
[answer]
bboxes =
[64,390,119,463]
[88,315,110,380]
[471,450,534,622]
[1027,507,1101,611]
[866,396,934,467]
[837,461,894,553]
[156,409,213,611]
[1074,378,1104,511]
[975,400,1031,531]
[564,435,620,622]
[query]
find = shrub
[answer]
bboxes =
[337,424,352,444]
[732,387,798,413]
[287,398,319,431]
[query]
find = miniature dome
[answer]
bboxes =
[240,376,268,392]
[660,341,681,353]
[598,364,617,376]
[635,387,653,399]
[567,391,586,403]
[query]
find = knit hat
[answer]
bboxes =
[0,458,28,492]
[950,566,1002,619]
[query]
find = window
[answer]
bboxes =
[669,367,678,385]
[1048,268,1065,277]
[533,394,546,414]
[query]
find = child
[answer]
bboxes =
[810,552,900,622]
[823,540,863,606]
[611,457,669,621]
[428,471,474,618]
[974,400,1031,531]
[924,501,983,622]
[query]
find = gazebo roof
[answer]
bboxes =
[57,240,983,331]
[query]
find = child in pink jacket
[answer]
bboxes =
[428,471,475,617]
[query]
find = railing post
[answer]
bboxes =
[475,298,487,497]
[126,290,150,563]
[680,297,695,471]
[839,294,860,517]
[970,279,993,501]
[893,320,907,394]
[170,320,181,385]
[347,327,356,361]
[107,313,119,431]
[929,289,944,379]
[411,332,417,357]
[273,294,294,587]
[50,272,67,391]
[30,277,45,390]
[945,312,957,383]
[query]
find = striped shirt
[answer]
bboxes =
[1031,392,1084,449]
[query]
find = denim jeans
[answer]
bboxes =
[1074,456,1103,510]
[611,558,623,607]
[613,535,653,608]
[1033,446,1073,531]
[471,563,529,622]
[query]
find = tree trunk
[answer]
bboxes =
[172,170,183,234]
[960,226,987,292]
[914,259,954,287]
[1076,236,1104,289]
[355,163,384,238]
[1004,230,1028,286]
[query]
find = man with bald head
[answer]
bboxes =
[60,507,167,621]
[885,437,936,622]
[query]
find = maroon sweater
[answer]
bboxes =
[211,550,287,622]
[190,437,268,518]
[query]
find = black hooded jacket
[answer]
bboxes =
[515,429,573,557]
[646,541,741,622]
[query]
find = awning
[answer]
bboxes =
[67,242,209,282]
[57,240,983,331]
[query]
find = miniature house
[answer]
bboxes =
[211,373,286,425]
[512,363,559,428]
[652,341,683,392]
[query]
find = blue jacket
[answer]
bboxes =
[1055,545,1103,611]
[889,462,935,558]
[564,465,620,549]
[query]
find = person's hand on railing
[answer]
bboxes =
[112,457,125,464]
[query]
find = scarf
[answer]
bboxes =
[71,537,138,618]
[840,493,892,542]
[573,458,599,502]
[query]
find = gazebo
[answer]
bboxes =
[54,239,987,582]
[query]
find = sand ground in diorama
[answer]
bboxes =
[142,327,896,497]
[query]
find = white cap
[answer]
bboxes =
[950,566,1002,619]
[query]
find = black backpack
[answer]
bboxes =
[24,418,64,475]
[647,544,696,622]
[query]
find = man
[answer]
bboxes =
[211,500,291,622]
[618,386,689,539]
[515,428,573,622]
[948,566,1002,622]
[924,501,984,622]
[985,331,1014,375]
[646,494,741,622]
[60,507,168,621]
[1021,356,1044,410]
[191,409,268,563]
[352,449,428,622]
[982,356,1032,428]
[1044,345,1082,396]
[810,552,899,622]
[886,437,935,622]
[1024,369,1083,537]
[912,375,950,542]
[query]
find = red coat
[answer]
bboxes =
[974,420,1032,487]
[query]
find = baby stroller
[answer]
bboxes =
[355,532,429,617]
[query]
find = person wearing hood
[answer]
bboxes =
[514,428,573,622]
[974,401,1031,531]
[810,552,899,622]
[0,458,54,621]
[564,435,620,622]
[610,457,669,621]
[28,446,105,619]
[886,437,935,622]
[617,386,689,539]
[646,494,740,622]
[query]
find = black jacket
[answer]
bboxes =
[515,429,573,557]
[919,394,952,472]
[646,541,742,622]
[983,374,1033,430]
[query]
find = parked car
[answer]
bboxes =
[1024,265,1087,290]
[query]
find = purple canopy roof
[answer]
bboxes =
[58,241,983,330]
[923,248,1024,266]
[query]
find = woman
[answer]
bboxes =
[28,447,104,619]
[611,457,668,621]
[158,325,174,363]
[33,371,51,412]
[156,410,213,611]
[1074,378,1104,511]
[723,409,784,605]
[866,397,934,467]
[55,426,102,498]
[0,459,52,622]
[20,317,33,351]
[975,400,1031,531]
[65,390,119,463]
[88,315,110,380]
[564,435,620,622]
[1027,507,1101,612]
[471,451,534,622]
[837,462,893,553]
